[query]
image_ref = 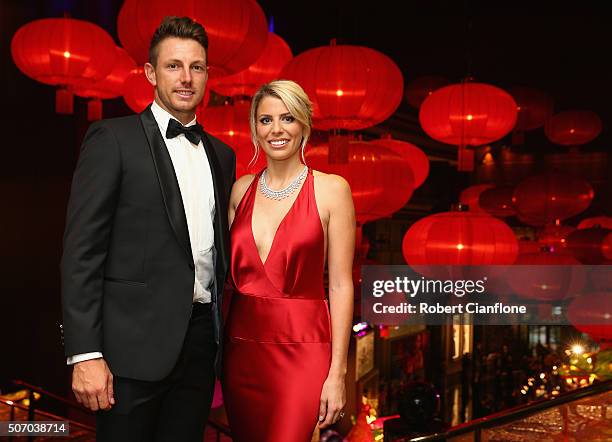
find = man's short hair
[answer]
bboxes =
[149,16,208,66]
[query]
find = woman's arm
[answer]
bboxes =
[318,174,355,429]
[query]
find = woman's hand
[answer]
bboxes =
[318,374,346,429]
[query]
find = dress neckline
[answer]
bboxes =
[250,169,311,267]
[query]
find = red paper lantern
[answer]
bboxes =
[306,141,414,223]
[75,47,136,100]
[117,0,268,77]
[509,86,554,131]
[566,227,611,265]
[200,100,265,177]
[371,135,429,188]
[568,292,612,342]
[402,211,518,266]
[578,216,612,230]
[510,251,585,301]
[122,68,153,113]
[478,186,516,218]
[281,42,403,130]
[123,67,209,115]
[512,173,594,226]
[75,47,137,121]
[404,75,450,109]
[11,18,117,114]
[459,184,494,213]
[419,82,518,146]
[545,110,602,146]
[208,32,292,98]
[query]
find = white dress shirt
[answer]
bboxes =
[67,100,216,365]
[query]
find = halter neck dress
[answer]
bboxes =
[223,169,331,441]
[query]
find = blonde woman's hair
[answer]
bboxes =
[249,80,313,167]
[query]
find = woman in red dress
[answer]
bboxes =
[222,80,355,441]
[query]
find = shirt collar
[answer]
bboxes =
[151,100,198,136]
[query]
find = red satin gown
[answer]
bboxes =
[223,168,331,441]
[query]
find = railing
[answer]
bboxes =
[404,378,612,441]
[0,396,95,440]
[5,379,232,440]
[12,379,94,418]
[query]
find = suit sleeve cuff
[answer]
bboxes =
[66,352,103,365]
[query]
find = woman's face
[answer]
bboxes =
[255,96,304,162]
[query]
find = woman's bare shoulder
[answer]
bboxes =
[234,173,256,188]
[230,174,257,205]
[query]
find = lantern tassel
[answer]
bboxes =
[56,86,74,114]
[329,133,350,164]
[88,98,103,121]
[457,145,474,172]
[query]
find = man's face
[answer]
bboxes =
[144,37,207,123]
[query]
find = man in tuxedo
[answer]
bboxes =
[61,16,235,441]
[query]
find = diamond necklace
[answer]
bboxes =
[259,165,308,200]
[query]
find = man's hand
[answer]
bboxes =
[71,358,115,411]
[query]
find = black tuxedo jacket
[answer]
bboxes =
[61,105,235,381]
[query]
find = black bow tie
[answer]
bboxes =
[166,118,203,145]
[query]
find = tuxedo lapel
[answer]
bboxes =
[201,132,230,278]
[139,106,193,266]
